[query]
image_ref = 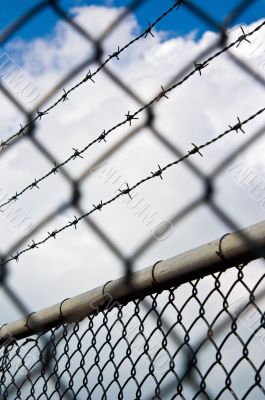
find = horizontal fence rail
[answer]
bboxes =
[1,221,265,398]
[1,219,265,344]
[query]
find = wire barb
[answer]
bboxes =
[98,130,107,143]
[194,61,209,76]
[229,117,245,134]
[48,230,58,239]
[28,240,38,250]
[86,69,95,83]
[118,183,132,199]
[151,165,164,180]
[10,192,18,202]
[30,180,40,190]
[72,148,84,159]
[125,111,139,126]
[62,89,69,102]
[144,20,154,38]
[109,47,120,60]
[13,252,20,263]
[237,26,251,47]
[69,216,79,229]
[0,140,8,149]
[51,162,59,174]
[156,86,169,102]
[189,143,203,157]
[19,124,26,136]
[37,110,48,120]
[93,201,103,211]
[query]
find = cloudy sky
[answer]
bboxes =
[1,0,264,40]
[0,0,264,325]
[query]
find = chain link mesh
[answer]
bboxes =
[2,260,265,399]
[0,0,265,398]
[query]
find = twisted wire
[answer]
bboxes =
[0,0,184,148]
[3,106,264,265]
[1,20,264,211]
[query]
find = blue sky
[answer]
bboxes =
[1,0,264,45]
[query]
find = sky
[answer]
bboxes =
[0,0,264,319]
[0,0,263,312]
[0,0,265,44]
[0,2,265,396]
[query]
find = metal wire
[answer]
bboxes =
[0,0,183,148]
[0,0,265,398]
[2,105,265,266]
[1,19,264,212]
[1,260,265,399]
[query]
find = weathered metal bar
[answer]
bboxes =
[1,219,265,345]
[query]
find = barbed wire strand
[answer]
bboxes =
[3,106,265,266]
[0,0,184,149]
[1,20,264,212]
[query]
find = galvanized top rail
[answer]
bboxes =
[1,219,265,345]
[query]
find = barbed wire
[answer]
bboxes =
[3,106,264,266]
[1,20,264,213]
[1,1,265,398]
[0,0,184,149]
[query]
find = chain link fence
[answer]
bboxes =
[0,0,265,398]
[1,257,265,399]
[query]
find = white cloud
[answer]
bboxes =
[0,6,264,324]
